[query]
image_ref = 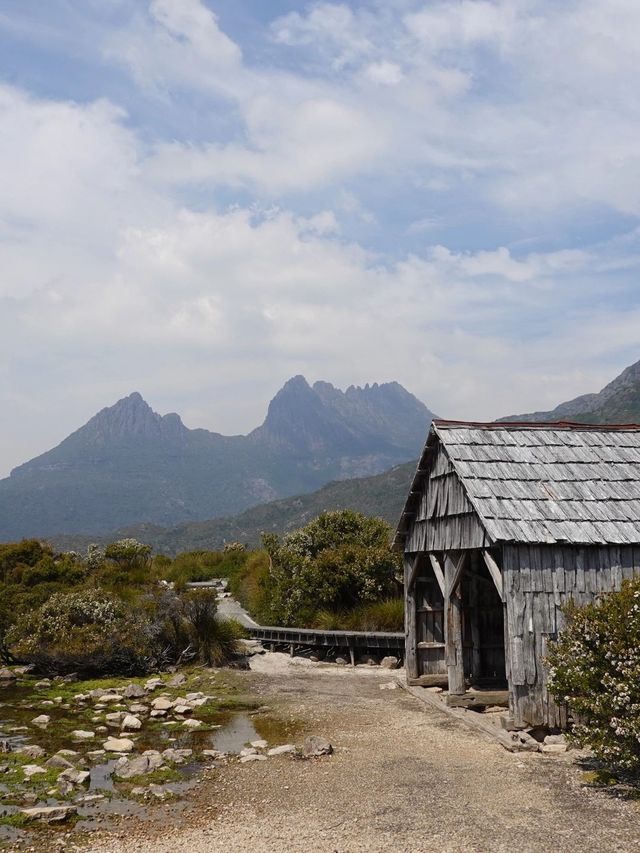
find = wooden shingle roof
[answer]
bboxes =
[395,420,640,548]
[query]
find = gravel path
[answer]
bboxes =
[86,656,640,853]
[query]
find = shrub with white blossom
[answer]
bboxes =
[547,577,640,771]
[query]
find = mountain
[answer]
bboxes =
[50,461,416,556]
[502,359,640,424]
[0,378,435,540]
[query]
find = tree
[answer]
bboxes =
[261,510,400,626]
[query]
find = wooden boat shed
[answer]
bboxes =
[394,420,640,729]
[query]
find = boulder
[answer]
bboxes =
[122,683,146,699]
[334,657,348,666]
[22,764,47,779]
[34,679,52,690]
[172,704,192,715]
[302,736,333,757]
[58,767,90,788]
[45,755,74,770]
[31,715,50,726]
[544,734,567,746]
[86,750,106,761]
[20,805,77,823]
[0,668,17,681]
[380,656,399,670]
[16,745,45,759]
[239,747,258,757]
[71,730,95,741]
[128,704,148,715]
[185,692,204,701]
[99,694,123,704]
[121,715,142,731]
[145,678,165,692]
[161,748,192,764]
[150,709,167,718]
[152,697,174,711]
[103,737,135,753]
[114,752,164,779]
[267,744,296,757]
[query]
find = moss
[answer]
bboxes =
[119,766,182,787]
[0,812,30,828]
[581,769,618,787]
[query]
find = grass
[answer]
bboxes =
[120,766,182,787]
[310,598,404,632]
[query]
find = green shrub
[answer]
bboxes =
[262,510,401,626]
[547,577,640,771]
[7,589,155,676]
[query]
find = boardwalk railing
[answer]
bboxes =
[248,625,404,665]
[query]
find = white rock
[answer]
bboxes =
[185,692,204,701]
[250,739,268,749]
[71,730,95,740]
[20,805,77,823]
[103,737,135,753]
[31,715,50,726]
[182,718,202,728]
[16,745,45,759]
[152,697,174,711]
[380,656,399,670]
[541,742,568,754]
[105,711,125,728]
[239,754,267,763]
[121,715,142,731]
[150,709,167,718]
[172,704,192,715]
[23,764,47,778]
[240,747,258,757]
[266,744,296,757]
[379,682,398,691]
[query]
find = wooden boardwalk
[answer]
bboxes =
[248,625,404,665]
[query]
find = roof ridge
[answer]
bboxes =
[433,419,640,431]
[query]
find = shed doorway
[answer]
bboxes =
[462,550,506,687]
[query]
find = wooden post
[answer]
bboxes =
[469,566,481,684]
[289,644,295,658]
[349,647,355,667]
[445,553,466,695]
[404,554,419,679]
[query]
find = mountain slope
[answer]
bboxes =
[50,461,417,556]
[501,359,640,424]
[0,378,434,540]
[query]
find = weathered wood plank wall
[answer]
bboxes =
[503,543,640,727]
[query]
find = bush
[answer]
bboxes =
[180,589,244,666]
[7,589,156,676]
[547,577,640,771]
[262,510,401,626]
[312,598,404,632]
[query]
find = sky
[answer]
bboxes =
[2,0,640,476]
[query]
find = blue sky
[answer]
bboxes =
[2,0,640,475]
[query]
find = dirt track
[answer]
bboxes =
[86,655,640,853]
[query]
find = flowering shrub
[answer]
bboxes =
[7,589,155,676]
[547,577,640,771]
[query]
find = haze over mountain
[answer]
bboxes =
[502,358,640,424]
[0,377,435,540]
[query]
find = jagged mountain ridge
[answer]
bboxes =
[0,377,435,540]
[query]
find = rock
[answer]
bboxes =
[96,726,108,734]
[202,749,227,760]
[58,767,90,788]
[189,697,208,707]
[121,715,142,731]
[13,665,34,675]
[380,656,399,670]
[334,657,348,666]
[16,745,46,759]
[105,712,125,728]
[128,704,148,714]
[71,730,95,740]
[240,747,258,757]
[541,743,568,754]
[57,749,79,758]
[74,693,89,702]
[103,737,135,753]
[22,764,47,778]
[152,697,174,711]
[45,755,74,770]
[53,696,64,704]
[122,683,146,699]
[425,686,443,693]
[172,704,192,715]
[86,750,106,761]
[79,793,105,804]
[239,754,267,763]
[99,694,124,704]
[0,740,12,753]
[161,748,192,764]
[114,752,164,779]
[359,655,378,666]
[544,734,566,746]
[509,731,540,752]
[182,718,202,728]
[31,714,50,726]
[131,786,147,797]
[0,668,17,681]
[302,736,333,757]
[34,679,52,689]
[167,673,186,687]
[379,683,398,691]
[149,783,171,799]
[145,678,165,692]
[267,744,296,757]
[185,692,204,701]
[150,709,167,718]
[20,805,77,823]
[250,739,268,749]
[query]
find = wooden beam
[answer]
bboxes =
[482,550,504,601]
[406,555,421,592]
[404,554,418,679]
[428,553,446,597]
[448,552,466,596]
